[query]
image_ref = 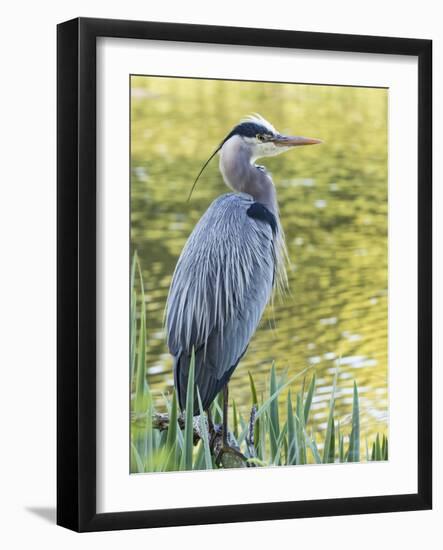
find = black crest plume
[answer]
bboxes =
[186,120,271,201]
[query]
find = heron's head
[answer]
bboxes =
[187,114,322,200]
[222,114,322,161]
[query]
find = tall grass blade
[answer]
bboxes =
[145,394,154,471]
[131,441,144,473]
[130,290,137,384]
[248,371,258,405]
[255,366,312,420]
[323,415,335,463]
[287,391,297,465]
[248,372,260,449]
[383,434,388,460]
[197,388,212,470]
[193,443,205,470]
[212,392,223,425]
[307,433,322,464]
[165,390,179,471]
[259,409,267,462]
[180,349,195,471]
[323,367,338,463]
[134,260,148,414]
[269,363,280,459]
[374,433,381,461]
[347,381,360,462]
[337,421,344,462]
[272,422,288,466]
[295,393,307,464]
[381,434,387,460]
[304,373,316,425]
[166,390,178,449]
[232,400,239,440]
[130,250,138,294]
[130,252,138,384]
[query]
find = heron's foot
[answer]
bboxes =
[215,444,247,467]
[208,424,222,451]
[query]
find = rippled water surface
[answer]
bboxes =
[131,76,388,441]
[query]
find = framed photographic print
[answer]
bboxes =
[57,17,432,532]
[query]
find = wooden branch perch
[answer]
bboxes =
[149,411,255,468]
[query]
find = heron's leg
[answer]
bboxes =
[214,384,247,466]
[206,407,217,450]
[222,384,229,447]
[206,407,214,433]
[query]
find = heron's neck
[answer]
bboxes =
[219,136,278,215]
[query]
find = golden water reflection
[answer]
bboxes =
[131,76,388,446]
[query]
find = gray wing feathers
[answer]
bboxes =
[166,193,275,411]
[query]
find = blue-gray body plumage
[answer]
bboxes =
[165,115,320,417]
[166,192,276,412]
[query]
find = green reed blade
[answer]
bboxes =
[193,443,205,470]
[304,373,316,426]
[336,420,343,462]
[347,381,360,462]
[163,441,178,472]
[236,412,249,447]
[180,349,195,471]
[268,415,278,463]
[130,250,138,383]
[159,429,167,447]
[323,415,336,463]
[248,371,258,405]
[160,390,172,413]
[134,303,147,413]
[144,393,154,471]
[130,289,137,384]
[130,250,137,296]
[273,422,288,466]
[296,393,307,464]
[269,363,280,459]
[176,422,184,452]
[287,391,297,465]
[248,372,260,449]
[255,366,312,421]
[381,434,387,460]
[301,376,306,402]
[131,441,144,473]
[375,433,381,461]
[165,390,179,471]
[166,389,178,450]
[212,392,223,425]
[259,408,267,462]
[232,400,239,440]
[383,435,389,460]
[197,388,212,470]
[339,433,345,462]
[323,365,338,463]
[323,404,335,463]
[307,433,322,464]
[133,251,148,412]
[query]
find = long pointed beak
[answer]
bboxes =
[272,134,323,147]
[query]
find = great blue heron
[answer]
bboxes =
[166,114,321,459]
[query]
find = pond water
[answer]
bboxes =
[131,76,388,444]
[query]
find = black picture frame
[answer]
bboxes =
[57,17,432,532]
